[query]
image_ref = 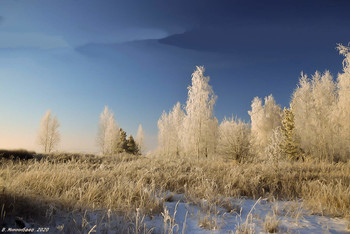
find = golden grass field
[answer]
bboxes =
[1,151,349,233]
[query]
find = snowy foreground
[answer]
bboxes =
[144,194,349,234]
[18,193,348,233]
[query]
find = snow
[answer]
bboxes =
[5,193,349,233]
[144,193,350,233]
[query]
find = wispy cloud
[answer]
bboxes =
[0,32,69,49]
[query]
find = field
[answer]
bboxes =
[0,150,349,233]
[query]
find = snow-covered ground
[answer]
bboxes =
[4,193,349,233]
[144,193,349,233]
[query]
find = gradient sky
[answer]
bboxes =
[1,0,350,153]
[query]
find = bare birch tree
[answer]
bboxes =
[157,102,185,157]
[38,110,60,153]
[97,106,120,155]
[182,66,217,158]
[157,111,170,156]
[217,117,250,162]
[291,71,337,161]
[169,102,185,156]
[248,95,282,158]
[135,124,145,154]
[336,44,350,159]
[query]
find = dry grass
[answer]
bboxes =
[161,201,180,234]
[302,179,350,218]
[234,198,261,234]
[1,152,350,231]
[262,212,279,233]
[197,211,219,231]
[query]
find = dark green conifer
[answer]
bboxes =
[126,135,139,155]
[116,128,128,153]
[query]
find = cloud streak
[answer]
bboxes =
[0,32,69,49]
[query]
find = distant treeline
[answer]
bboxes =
[0,149,35,160]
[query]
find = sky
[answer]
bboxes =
[1,0,350,153]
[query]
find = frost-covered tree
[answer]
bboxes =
[265,127,283,160]
[157,67,217,158]
[217,117,250,162]
[182,66,218,158]
[248,95,282,157]
[290,73,313,155]
[291,71,337,161]
[157,111,170,156]
[97,106,120,155]
[169,102,185,156]
[38,110,60,153]
[336,44,350,159]
[135,124,145,154]
[280,107,302,160]
[157,102,186,156]
[265,127,284,167]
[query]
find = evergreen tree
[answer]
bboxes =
[280,107,302,160]
[116,128,128,153]
[126,135,139,155]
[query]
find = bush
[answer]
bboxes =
[0,149,35,160]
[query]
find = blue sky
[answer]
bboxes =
[1,0,350,152]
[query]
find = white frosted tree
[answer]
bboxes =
[248,95,282,157]
[182,66,218,158]
[248,96,264,154]
[38,110,60,153]
[265,126,284,166]
[168,102,185,156]
[157,102,186,157]
[217,117,250,162]
[291,71,337,161]
[336,44,350,159]
[157,111,170,156]
[290,73,313,155]
[97,106,120,155]
[135,124,145,154]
